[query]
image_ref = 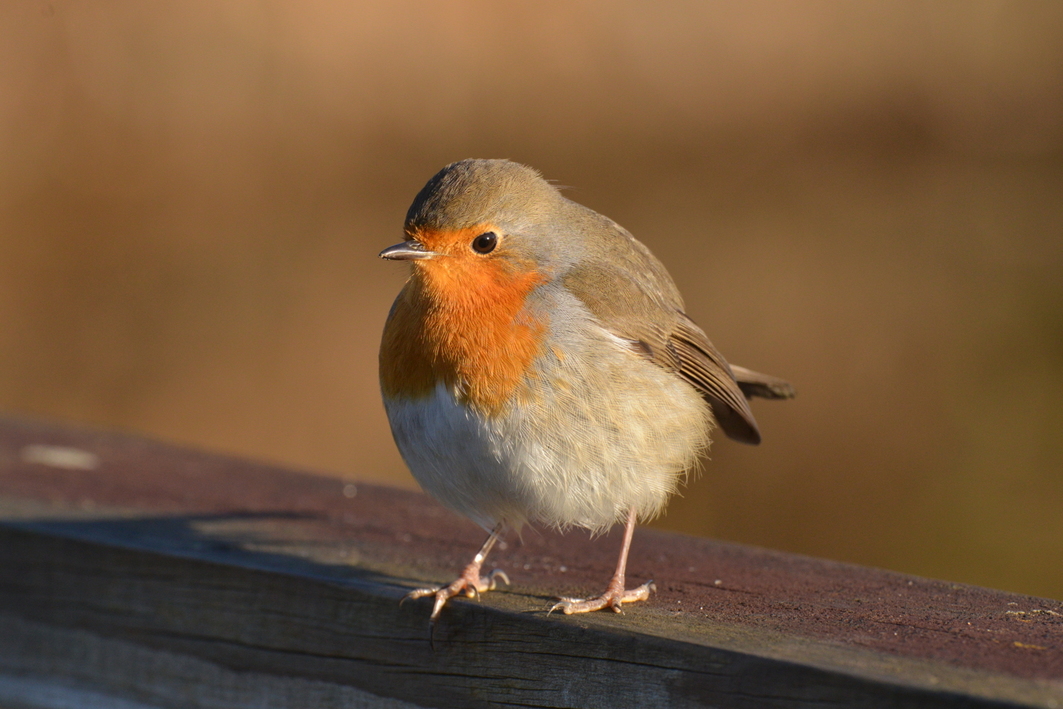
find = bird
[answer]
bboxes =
[379,159,793,625]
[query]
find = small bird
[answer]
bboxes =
[380,159,793,625]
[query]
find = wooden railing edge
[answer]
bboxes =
[0,414,1060,709]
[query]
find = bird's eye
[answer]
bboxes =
[471,231,498,254]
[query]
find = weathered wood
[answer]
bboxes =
[0,415,1060,708]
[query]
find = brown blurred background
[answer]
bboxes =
[2,1,1061,600]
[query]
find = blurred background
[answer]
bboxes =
[2,1,1061,600]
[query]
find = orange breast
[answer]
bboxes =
[380,230,547,416]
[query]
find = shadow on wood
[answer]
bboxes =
[0,415,1060,708]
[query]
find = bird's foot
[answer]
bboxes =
[550,576,656,615]
[403,562,510,624]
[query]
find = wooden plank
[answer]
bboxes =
[0,415,1060,708]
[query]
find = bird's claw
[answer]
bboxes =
[487,568,510,589]
[549,580,656,615]
[401,586,442,606]
[463,568,510,601]
[402,566,511,624]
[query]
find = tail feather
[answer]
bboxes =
[730,365,796,400]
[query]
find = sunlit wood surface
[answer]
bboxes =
[1,417,1060,708]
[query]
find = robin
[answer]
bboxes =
[380,159,793,625]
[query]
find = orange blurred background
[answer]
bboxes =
[2,1,1061,599]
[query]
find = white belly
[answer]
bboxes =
[383,331,711,533]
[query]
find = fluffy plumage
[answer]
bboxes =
[379,159,793,621]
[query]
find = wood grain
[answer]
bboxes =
[0,416,1060,708]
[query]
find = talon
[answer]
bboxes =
[400,565,510,620]
[427,615,440,650]
[401,587,441,606]
[547,579,655,615]
[401,525,508,636]
[488,569,510,588]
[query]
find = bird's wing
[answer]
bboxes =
[560,231,763,445]
[667,315,762,444]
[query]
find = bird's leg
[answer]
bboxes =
[551,506,655,614]
[403,523,510,624]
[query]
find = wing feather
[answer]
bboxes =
[559,222,772,444]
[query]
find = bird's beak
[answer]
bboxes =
[379,240,438,261]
